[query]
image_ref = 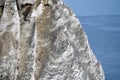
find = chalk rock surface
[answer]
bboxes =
[0,0,105,80]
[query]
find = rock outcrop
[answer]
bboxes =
[0,0,105,80]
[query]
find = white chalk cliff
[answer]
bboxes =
[0,0,105,80]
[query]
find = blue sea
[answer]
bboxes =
[79,15,120,80]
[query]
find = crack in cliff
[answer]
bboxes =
[0,0,5,19]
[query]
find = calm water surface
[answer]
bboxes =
[79,15,120,80]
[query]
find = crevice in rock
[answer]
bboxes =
[0,0,5,19]
[20,3,33,21]
[16,0,20,10]
[44,3,50,7]
[0,6,4,18]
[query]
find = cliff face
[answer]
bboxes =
[0,0,105,80]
